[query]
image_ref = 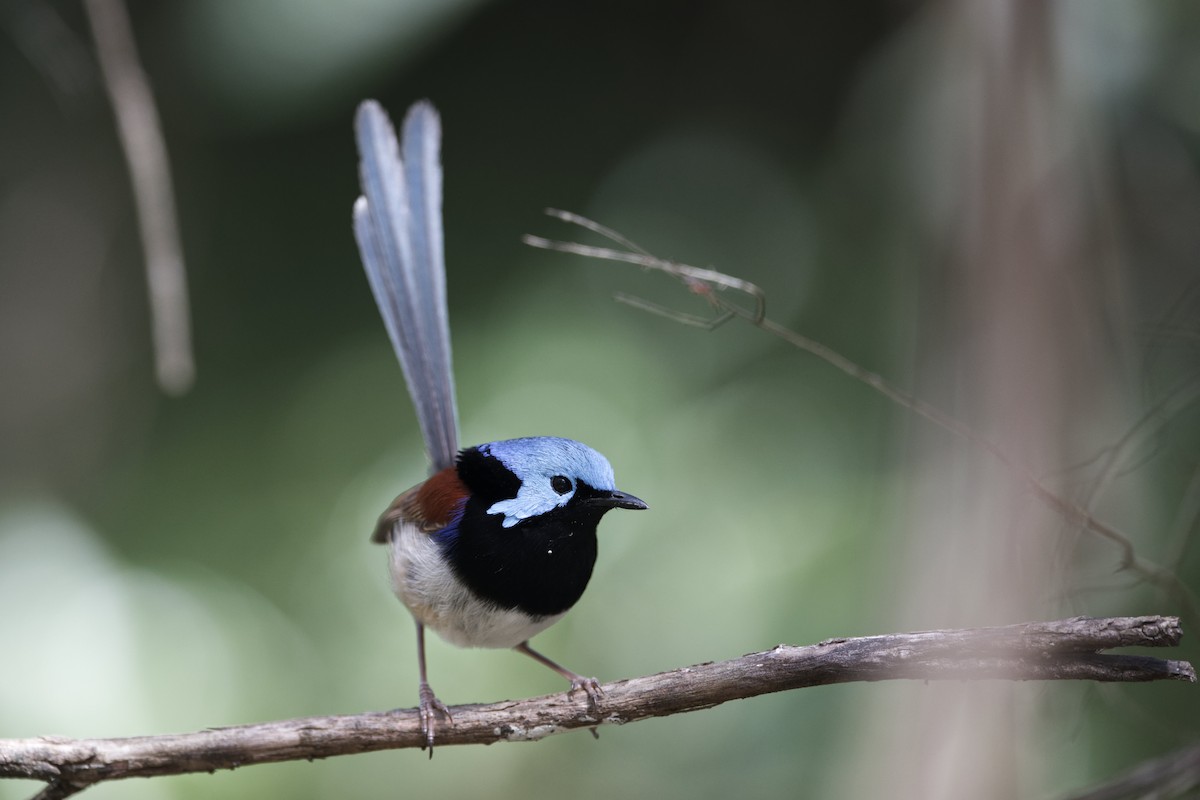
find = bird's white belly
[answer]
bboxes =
[387,522,565,648]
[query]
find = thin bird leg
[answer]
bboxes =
[416,622,451,754]
[514,640,604,710]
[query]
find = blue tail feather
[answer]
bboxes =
[353,100,460,472]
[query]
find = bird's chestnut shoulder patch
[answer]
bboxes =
[413,467,469,528]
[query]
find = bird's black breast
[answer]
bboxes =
[442,498,603,617]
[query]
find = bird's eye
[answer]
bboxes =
[550,475,572,495]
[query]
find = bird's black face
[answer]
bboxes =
[446,440,646,617]
[455,445,521,506]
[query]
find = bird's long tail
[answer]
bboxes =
[353,100,459,472]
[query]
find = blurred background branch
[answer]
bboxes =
[1061,740,1200,800]
[82,0,193,395]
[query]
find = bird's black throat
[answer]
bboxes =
[442,496,607,617]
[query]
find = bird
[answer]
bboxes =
[351,99,647,753]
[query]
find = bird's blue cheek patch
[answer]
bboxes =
[487,488,573,529]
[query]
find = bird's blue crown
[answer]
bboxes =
[478,437,616,528]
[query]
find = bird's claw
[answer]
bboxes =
[418,681,452,756]
[568,676,604,711]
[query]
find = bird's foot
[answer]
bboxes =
[418,681,452,756]
[567,675,604,712]
[511,641,604,716]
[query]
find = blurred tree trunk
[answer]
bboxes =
[843,3,1126,798]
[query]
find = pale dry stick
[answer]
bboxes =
[83,0,194,394]
[532,209,765,325]
[1,617,1192,799]
[523,210,1200,623]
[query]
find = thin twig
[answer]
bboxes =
[1060,740,1200,800]
[0,617,1191,797]
[523,211,1200,624]
[1166,464,1200,573]
[1076,377,1200,512]
[83,0,194,394]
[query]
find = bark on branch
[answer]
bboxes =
[1,616,1192,798]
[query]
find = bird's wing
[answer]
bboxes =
[353,100,459,472]
[371,467,467,543]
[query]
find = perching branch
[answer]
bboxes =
[1,617,1192,798]
[523,210,1200,626]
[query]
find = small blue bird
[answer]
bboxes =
[352,100,647,751]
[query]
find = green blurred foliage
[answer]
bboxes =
[1,1,1198,799]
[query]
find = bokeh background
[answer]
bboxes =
[2,1,1199,798]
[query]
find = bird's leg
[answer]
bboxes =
[416,622,452,755]
[513,640,603,710]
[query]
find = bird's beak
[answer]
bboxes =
[587,490,648,511]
